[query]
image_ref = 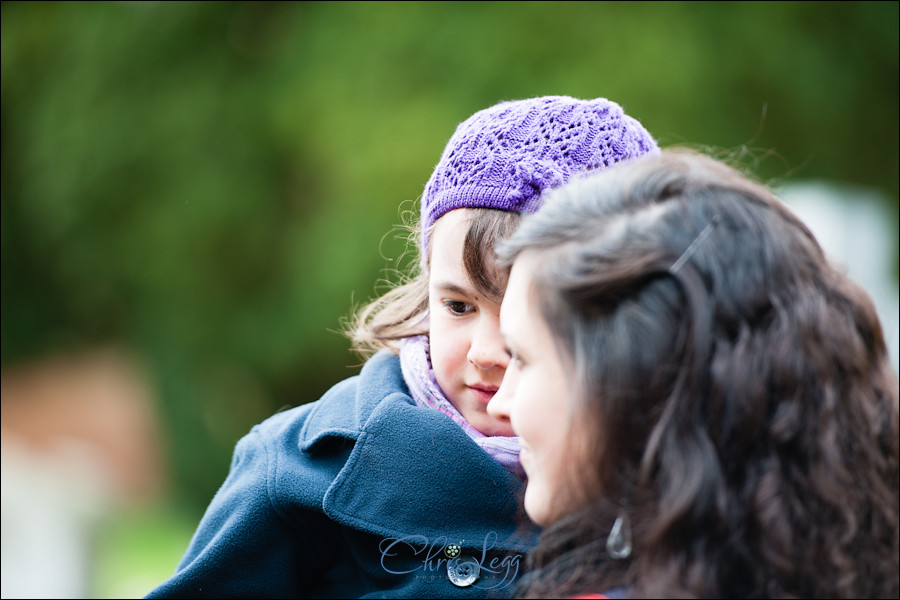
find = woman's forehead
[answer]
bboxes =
[501,254,543,338]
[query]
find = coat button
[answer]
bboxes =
[447,555,480,587]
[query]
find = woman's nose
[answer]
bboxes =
[487,373,515,421]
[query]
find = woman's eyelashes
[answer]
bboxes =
[505,346,524,367]
[442,299,474,316]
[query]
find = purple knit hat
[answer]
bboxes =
[421,96,658,250]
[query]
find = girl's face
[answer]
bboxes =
[488,252,588,525]
[428,209,515,437]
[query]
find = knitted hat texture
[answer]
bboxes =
[421,96,658,243]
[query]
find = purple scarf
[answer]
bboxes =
[399,334,523,478]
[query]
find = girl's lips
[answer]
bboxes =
[468,385,498,405]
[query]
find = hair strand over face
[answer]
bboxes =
[347,208,521,357]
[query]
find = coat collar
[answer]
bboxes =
[298,351,537,552]
[298,351,400,451]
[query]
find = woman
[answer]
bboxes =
[488,150,899,598]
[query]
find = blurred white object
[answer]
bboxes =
[1,438,111,599]
[777,181,899,375]
[1,349,165,599]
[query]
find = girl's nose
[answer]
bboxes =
[467,315,509,370]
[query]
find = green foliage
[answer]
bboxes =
[2,0,898,512]
[93,503,196,598]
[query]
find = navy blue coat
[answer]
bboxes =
[146,351,538,599]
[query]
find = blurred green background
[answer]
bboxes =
[2,1,897,597]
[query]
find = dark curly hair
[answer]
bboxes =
[498,149,899,598]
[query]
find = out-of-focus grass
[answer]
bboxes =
[93,502,196,599]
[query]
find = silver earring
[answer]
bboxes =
[606,513,632,560]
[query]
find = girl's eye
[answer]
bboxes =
[443,300,473,316]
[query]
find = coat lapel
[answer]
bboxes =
[299,351,535,552]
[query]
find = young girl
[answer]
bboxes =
[488,149,899,598]
[146,96,658,598]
